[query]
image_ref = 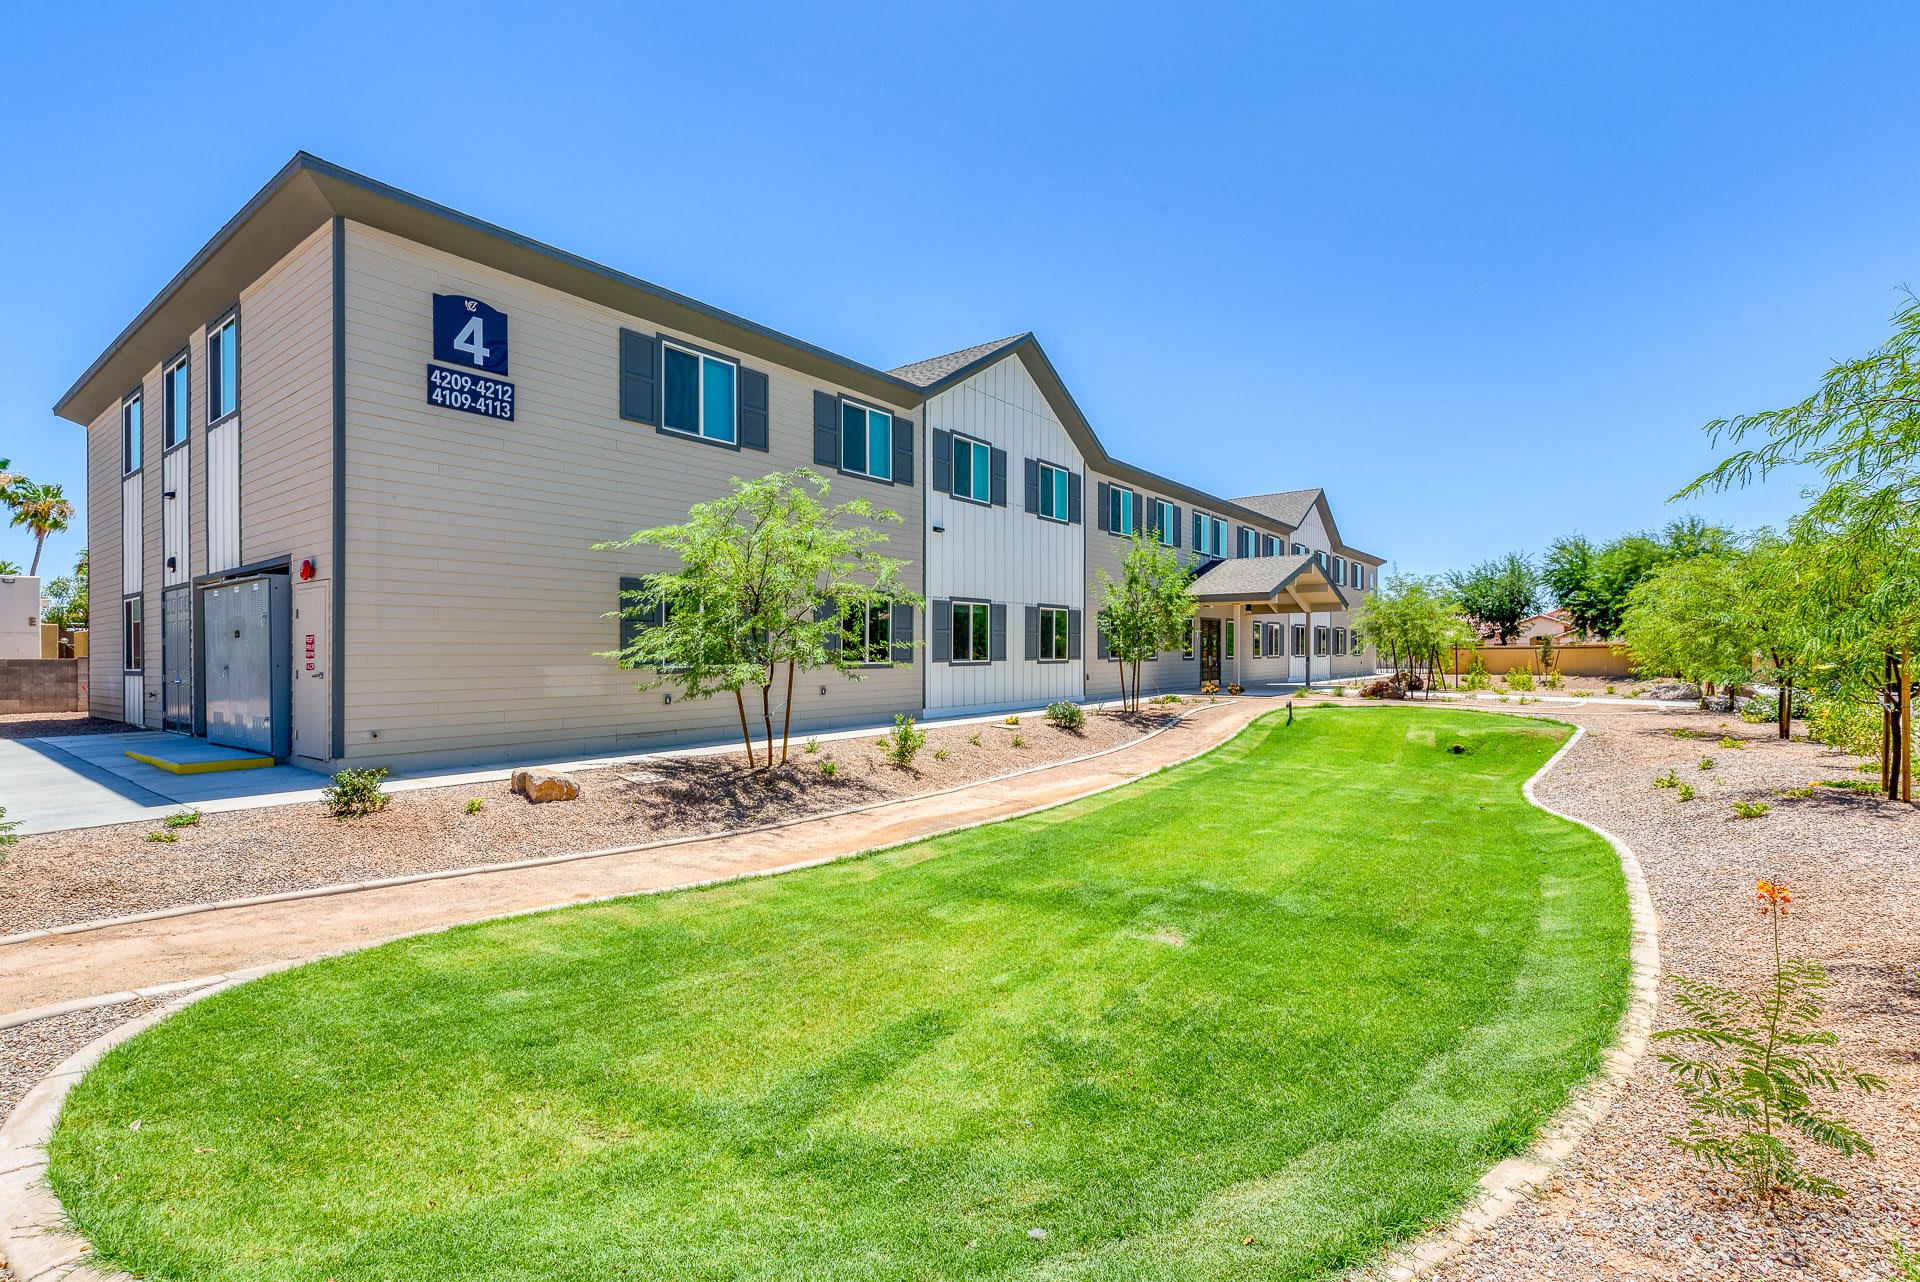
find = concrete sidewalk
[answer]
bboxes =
[0,734,329,835]
[0,699,1274,1019]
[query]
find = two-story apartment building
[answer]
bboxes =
[56,154,1383,770]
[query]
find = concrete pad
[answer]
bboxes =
[122,738,274,774]
[0,733,327,835]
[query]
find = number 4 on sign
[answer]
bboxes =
[452,315,489,366]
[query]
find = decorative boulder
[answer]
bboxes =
[511,769,581,803]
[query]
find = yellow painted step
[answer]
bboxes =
[124,750,275,775]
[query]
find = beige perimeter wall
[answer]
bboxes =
[1445,642,1636,677]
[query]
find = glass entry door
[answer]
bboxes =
[1199,618,1222,684]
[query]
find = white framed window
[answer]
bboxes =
[1238,527,1258,558]
[1252,623,1263,658]
[1153,499,1175,545]
[1332,555,1347,586]
[1193,513,1228,557]
[1315,626,1330,656]
[122,392,142,474]
[163,355,189,451]
[951,436,992,505]
[661,341,737,443]
[1036,462,1070,521]
[1037,605,1069,661]
[1333,627,1348,655]
[1225,621,1235,659]
[843,600,892,664]
[1263,534,1282,557]
[841,401,893,480]
[1108,486,1136,535]
[122,596,144,671]
[206,314,238,422]
[1292,623,1307,655]
[1292,542,1307,556]
[951,600,990,663]
[1181,622,1194,660]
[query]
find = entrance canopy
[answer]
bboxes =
[1189,553,1349,614]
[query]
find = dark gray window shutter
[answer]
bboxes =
[931,599,951,663]
[989,448,1008,507]
[989,603,1007,661]
[1096,619,1110,661]
[617,575,645,657]
[1172,505,1183,547]
[814,597,840,651]
[1068,472,1082,525]
[1096,481,1111,532]
[812,391,840,468]
[890,601,914,662]
[1024,604,1040,661]
[738,368,770,451]
[618,330,657,424]
[931,428,952,494]
[1192,511,1203,550]
[891,418,913,486]
[1133,492,1146,532]
[1023,458,1040,513]
[1068,608,1082,660]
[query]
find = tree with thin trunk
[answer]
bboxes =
[598,469,919,770]
[1095,533,1196,713]
[1351,573,1474,697]
[7,481,74,576]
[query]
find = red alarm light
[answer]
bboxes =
[299,559,316,581]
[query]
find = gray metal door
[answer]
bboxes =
[162,587,192,730]
[203,578,278,754]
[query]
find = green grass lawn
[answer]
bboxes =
[49,707,1630,1282]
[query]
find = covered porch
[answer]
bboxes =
[1188,553,1352,691]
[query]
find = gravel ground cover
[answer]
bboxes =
[0,713,128,740]
[0,998,171,1129]
[1422,700,1920,1282]
[1,707,1179,936]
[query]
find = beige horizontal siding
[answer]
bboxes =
[339,222,925,768]
[85,400,124,722]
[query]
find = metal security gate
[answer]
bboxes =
[162,587,192,730]
[201,575,291,757]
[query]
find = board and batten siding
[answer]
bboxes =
[337,222,924,768]
[923,354,1086,715]
[1081,467,1208,703]
[86,399,124,722]
[235,223,335,570]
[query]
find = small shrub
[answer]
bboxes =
[1717,735,1746,750]
[931,747,949,761]
[464,798,485,815]
[1658,880,1883,1202]
[1815,777,1881,794]
[1199,681,1220,696]
[881,714,927,768]
[1677,782,1696,802]
[803,738,820,754]
[1516,695,1539,705]
[967,732,982,746]
[0,805,17,861]
[1004,715,1021,726]
[1543,672,1565,690]
[323,767,390,818]
[819,760,839,777]
[1045,701,1085,731]
[1329,685,1348,697]
[1460,657,1491,692]
[1891,1241,1920,1281]
[1149,693,1183,705]
[1653,768,1680,790]
[1666,727,1702,740]
[1739,696,1777,725]
[1697,756,1714,771]
[1730,799,1770,819]
[1605,684,1617,695]
[163,808,202,829]
[1570,690,1593,698]
[144,829,178,843]
[1503,668,1535,691]
[1226,683,1244,695]
[1779,785,1813,799]
[1010,734,1026,748]
[1806,696,1879,757]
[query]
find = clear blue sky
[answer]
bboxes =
[4,2,1915,581]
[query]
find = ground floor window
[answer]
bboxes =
[1252,623,1263,658]
[122,596,143,671]
[1315,626,1330,656]
[1036,605,1069,661]
[1182,623,1194,660]
[844,600,892,663]
[1224,620,1235,659]
[952,600,989,663]
[1291,623,1307,655]
[1333,627,1348,656]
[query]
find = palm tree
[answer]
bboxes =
[9,482,74,575]
[0,561,20,576]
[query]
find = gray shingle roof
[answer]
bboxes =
[1189,552,1345,607]
[1230,488,1323,529]
[888,335,1030,388]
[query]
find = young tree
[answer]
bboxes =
[1095,533,1196,712]
[1619,553,1754,708]
[1352,573,1475,696]
[42,548,89,629]
[598,469,920,770]
[8,481,74,575]
[1448,551,1540,643]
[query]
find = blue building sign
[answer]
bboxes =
[432,294,509,374]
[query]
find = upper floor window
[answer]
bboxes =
[662,341,736,443]
[1263,534,1282,557]
[1108,486,1136,535]
[1237,527,1259,558]
[164,355,189,450]
[206,315,238,422]
[843,600,892,664]
[1291,542,1307,556]
[841,402,893,481]
[1332,555,1347,586]
[1036,462,1069,521]
[1153,499,1175,545]
[951,435,992,504]
[1193,512,1227,557]
[122,393,142,474]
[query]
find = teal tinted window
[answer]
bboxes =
[662,346,700,434]
[703,359,735,442]
[867,411,891,480]
[842,403,868,473]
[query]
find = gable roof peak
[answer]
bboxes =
[887,334,1032,389]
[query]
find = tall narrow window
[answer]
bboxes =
[951,601,990,662]
[1036,606,1069,660]
[841,403,893,480]
[1291,624,1307,655]
[1109,487,1135,535]
[1225,621,1235,659]
[164,355,189,450]
[122,393,142,474]
[1037,462,1070,520]
[661,341,737,443]
[1153,499,1175,546]
[123,597,144,671]
[206,315,238,421]
[951,436,991,504]
[1252,624,1263,658]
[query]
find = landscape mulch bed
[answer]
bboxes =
[0,708,1179,936]
[0,713,129,741]
[1420,700,1920,1282]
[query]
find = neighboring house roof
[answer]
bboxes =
[888,336,1029,388]
[1189,553,1348,611]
